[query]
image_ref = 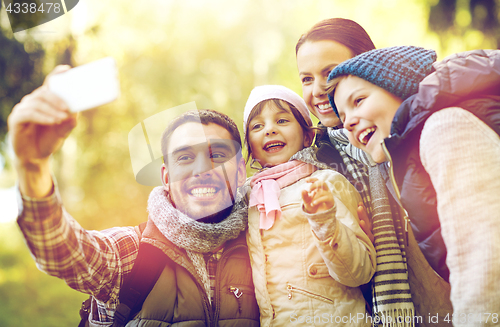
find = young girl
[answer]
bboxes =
[243,85,376,327]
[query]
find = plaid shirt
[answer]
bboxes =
[16,185,226,323]
[17,186,140,323]
[204,248,224,305]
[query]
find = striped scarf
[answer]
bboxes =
[370,166,415,326]
[327,128,415,326]
[328,127,373,217]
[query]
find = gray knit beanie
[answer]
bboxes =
[327,46,437,118]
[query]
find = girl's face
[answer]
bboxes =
[296,40,354,128]
[248,101,310,167]
[333,75,402,163]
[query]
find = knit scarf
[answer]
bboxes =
[249,160,317,230]
[369,166,415,326]
[147,186,248,303]
[328,127,373,217]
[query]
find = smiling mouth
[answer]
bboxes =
[316,103,333,114]
[264,142,285,152]
[358,127,376,145]
[189,187,219,197]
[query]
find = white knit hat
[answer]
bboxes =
[243,85,312,132]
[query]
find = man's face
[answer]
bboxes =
[333,75,402,163]
[162,122,246,222]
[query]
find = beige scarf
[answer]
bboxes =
[147,186,248,303]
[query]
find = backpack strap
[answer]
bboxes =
[111,241,171,327]
[77,296,91,327]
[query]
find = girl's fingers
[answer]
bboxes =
[304,177,318,183]
[302,189,321,213]
[310,187,331,198]
[309,180,330,192]
[303,180,335,212]
[311,195,334,208]
[357,204,371,228]
[302,189,313,204]
[308,181,321,192]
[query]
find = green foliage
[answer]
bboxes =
[0,223,86,327]
[428,0,499,51]
[0,27,44,156]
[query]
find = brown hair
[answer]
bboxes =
[326,76,347,97]
[161,109,242,163]
[244,99,317,163]
[296,18,376,56]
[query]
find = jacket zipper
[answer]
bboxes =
[228,285,256,298]
[213,243,247,325]
[286,283,334,304]
[228,285,255,314]
[195,273,213,327]
[228,285,255,298]
[381,139,410,247]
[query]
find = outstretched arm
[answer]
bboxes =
[301,171,376,287]
[8,65,77,198]
[11,67,140,304]
[17,187,140,302]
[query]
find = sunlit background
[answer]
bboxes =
[0,0,498,325]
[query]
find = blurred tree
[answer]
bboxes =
[428,0,499,51]
[0,11,84,327]
[0,21,45,159]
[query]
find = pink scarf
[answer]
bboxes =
[249,160,317,230]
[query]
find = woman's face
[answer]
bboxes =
[297,40,354,127]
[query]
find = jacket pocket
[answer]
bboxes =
[307,263,331,278]
[286,282,334,304]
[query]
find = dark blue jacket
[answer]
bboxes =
[382,49,500,281]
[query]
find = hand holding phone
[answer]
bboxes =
[48,57,120,112]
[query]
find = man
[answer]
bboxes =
[8,66,260,326]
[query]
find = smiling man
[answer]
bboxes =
[9,66,260,327]
[160,114,245,223]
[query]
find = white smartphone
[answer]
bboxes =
[48,57,120,112]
